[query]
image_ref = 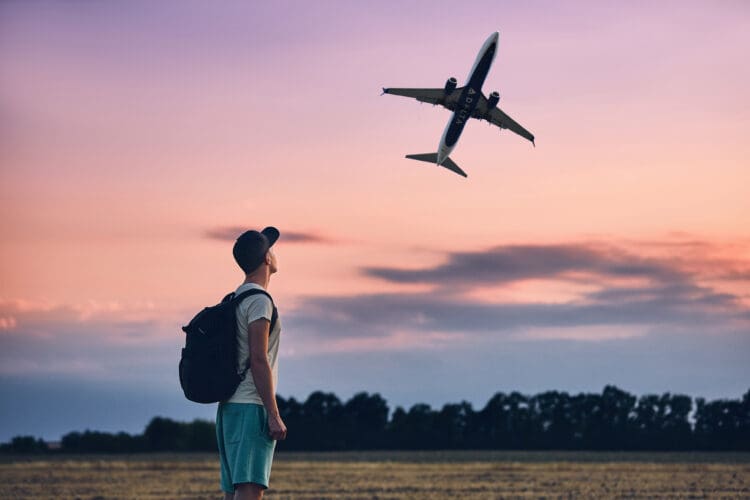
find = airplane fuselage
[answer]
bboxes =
[437,32,498,165]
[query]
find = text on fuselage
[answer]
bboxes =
[455,88,477,125]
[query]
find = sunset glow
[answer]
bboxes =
[1,1,748,440]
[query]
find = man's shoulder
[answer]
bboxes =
[236,286,273,312]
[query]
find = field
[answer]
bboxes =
[1,450,749,499]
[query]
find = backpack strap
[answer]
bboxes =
[226,288,279,380]
[228,288,278,333]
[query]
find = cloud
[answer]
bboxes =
[285,238,750,348]
[287,285,746,341]
[0,299,174,377]
[205,226,330,244]
[2,238,748,381]
[364,243,690,287]
[0,317,17,330]
[365,237,750,291]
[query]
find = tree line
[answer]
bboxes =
[3,385,748,453]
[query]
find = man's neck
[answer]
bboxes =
[243,270,270,289]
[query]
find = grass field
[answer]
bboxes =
[1,450,748,499]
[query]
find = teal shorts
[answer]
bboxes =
[216,402,277,492]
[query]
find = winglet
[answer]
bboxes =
[532,139,535,147]
[381,87,388,96]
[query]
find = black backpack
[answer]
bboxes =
[179,289,278,404]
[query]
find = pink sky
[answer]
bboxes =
[1,1,749,439]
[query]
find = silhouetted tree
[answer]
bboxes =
[694,390,750,450]
[2,436,48,453]
[144,417,187,451]
[434,402,475,449]
[598,385,638,449]
[342,392,389,449]
[659,393,693,450]
[476,391,533,449]
[61,430,146,453]
[6,386,749,453]
[298,391,344,450]
[388,403,440,449]
[633,394,663,449]
[276,395,303,450]
[185,419,217,451]
[531,390,575,449]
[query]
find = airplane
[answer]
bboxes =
[382,31,534,177]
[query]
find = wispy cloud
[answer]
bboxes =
[286,238,750,348]
[287,284,746,340]
[0,299,172,377]
[205,226,331,244]
[1,238,747,378]
[365,243,690,288]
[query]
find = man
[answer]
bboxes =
[216,226,287,500]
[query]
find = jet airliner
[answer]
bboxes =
[383,32,534,177]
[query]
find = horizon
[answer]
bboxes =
[1,1,749,442]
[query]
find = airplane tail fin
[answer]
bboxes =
[405,153,467,178]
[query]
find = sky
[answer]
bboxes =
[1,1,749,441]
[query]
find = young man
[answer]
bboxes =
[216,226,287,500]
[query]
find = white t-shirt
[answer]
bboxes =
[226,283,281,405]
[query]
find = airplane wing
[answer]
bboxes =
[488,107,535,144]
[476,94,535,145]
[382,87,458,106]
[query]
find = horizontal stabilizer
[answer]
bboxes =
[405,153,467,178]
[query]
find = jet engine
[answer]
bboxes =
[444,77,457,95]
[487,91,500,108]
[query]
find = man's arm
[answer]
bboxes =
[248,318,287,440]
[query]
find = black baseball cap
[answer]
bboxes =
[233,226,280,273]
